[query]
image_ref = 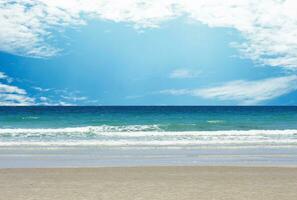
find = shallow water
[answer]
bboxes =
[1,106,297,147]
[1,106,297,167]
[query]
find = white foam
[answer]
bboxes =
[0,139,297,147]
[207,120,224,124]
[0,125,162,136]
[0,126,297,137]
[0,126,297,147]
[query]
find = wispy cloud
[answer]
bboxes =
[161,75,297,105]
[169,69,201,79]
[39,96,48,102]
[36,96,75,106]
[0,72,7,79]
[32,86,51,92]
[0,70,96,105]
[0,71,13,83]
[160,89,190,96]
[61,95,87,102]
[181,0,297,69]
[0,0,173,58]
[1,0,297,70]
[34,88,96,105]
[0,71,35,105]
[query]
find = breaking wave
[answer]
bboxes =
[1,125,297,147]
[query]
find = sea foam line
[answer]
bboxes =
[0,139,297,146]
[0,126,297,137]
[0,125,162,135]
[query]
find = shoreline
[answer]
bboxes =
[1,145,297,168]
[1,164,297,170]
[1,166,297,200]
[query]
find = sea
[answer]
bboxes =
[1,106,297,168]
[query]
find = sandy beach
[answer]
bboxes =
[0,166,296,200]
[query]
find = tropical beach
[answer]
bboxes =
[1,0,297,199]
[1,106,297,199]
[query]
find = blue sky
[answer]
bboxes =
[0,0,297,105]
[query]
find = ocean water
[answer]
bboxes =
[1,106,297,167]
[1,106,297,147]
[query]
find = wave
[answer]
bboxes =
[207,120,224,124]
[1,126,297,136]
[0,126,297,147]
[0,125,162,135]
[0,139,297,147]
[21,116,40,120]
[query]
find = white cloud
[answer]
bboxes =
[0,71,13,83]
[57,101,74,106]
[1,0,297,69]
[169,69,200,79]
[34,87,92,105]
[32,86,51,92]
[0,0,84,57]
[0,93,34,106]
[0,0,176,57]
[160,89,190,96]
[125,94,145,99]
[0,72,8,79]
[39,96,48,101]
[171,0,297,69]
[0,82,26,94]
[61,95,87,101]
[36,96,76,106]
[0,80,35,105]
[0,70,93,105]
[161,75,297,105]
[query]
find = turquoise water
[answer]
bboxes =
[1,106,297,147]
[2,106,297,130]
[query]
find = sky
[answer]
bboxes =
[1,0,297,105]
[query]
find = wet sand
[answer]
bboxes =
[0,166,297,200]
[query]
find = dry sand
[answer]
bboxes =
[0,166,297,200]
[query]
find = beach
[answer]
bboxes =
[1,166,297,200]
[1,106,297,199]
[2,0,297,197]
